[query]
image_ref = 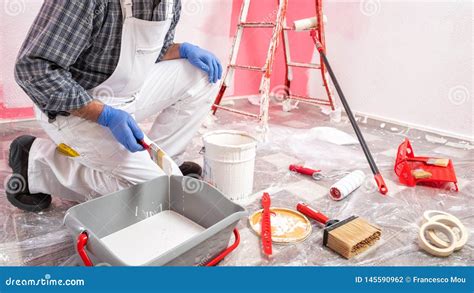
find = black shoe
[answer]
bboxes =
[6,135,51,212]
[179,161,202,178]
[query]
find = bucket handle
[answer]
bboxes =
[77,229,240,267]
[77,231,93,266]
[205,229,240,266]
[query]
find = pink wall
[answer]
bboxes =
[229,0,316,97]
[0,0,42,119]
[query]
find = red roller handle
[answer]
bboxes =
[289,165,321,176]
[374,173,388,195]
[296,202,329,225]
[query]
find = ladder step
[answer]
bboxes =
[288,62,321,69]
[283,26,317,31]
[229,64,266,72]
[288,94,332,106]
[239,22,275,28]
[213,105,260,119]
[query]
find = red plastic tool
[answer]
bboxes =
[289,164,321,177]
[296,202,329,225]
[261,192,273,257]
[394,139,458,191]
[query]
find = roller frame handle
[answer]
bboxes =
[296,202,329,225]
[374,174,388,195]
[289,164,321,176]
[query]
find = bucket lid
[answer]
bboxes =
[203,130,257,149]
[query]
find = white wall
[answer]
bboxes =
[174,0,233,64]
[316,0,473,140]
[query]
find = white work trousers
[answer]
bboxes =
[28,60,219,202]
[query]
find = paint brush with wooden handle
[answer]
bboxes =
[139,137,182,176]
[297,202,381,259]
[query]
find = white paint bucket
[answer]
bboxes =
[202,130,257,201]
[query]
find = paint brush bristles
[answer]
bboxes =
[324,217,381,259]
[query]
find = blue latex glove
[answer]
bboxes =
[97,105,144,153]
[179,42,223,83]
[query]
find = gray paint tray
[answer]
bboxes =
[64,175,247,266]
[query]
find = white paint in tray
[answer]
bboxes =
[101,210,205,265]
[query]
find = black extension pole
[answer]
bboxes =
[312,32,388,195]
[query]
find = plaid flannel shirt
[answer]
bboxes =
[14,0,181,119]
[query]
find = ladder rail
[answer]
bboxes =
[316,0,335,110]
[213,0,251,113]
[225,0,251,86]
[258,0,289,125]
[281,12,292,96]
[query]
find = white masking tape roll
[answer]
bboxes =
[418,222,456,257]
[424,214,468,251]
[423,210,457,223]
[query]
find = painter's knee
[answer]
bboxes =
[181,60,220,87]
[122,160,166,186]
[177,59,221,106]
[197,81,220,106]
[180,60,207,82]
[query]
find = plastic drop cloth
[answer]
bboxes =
[0,101,472,266]
[195,101,473,266]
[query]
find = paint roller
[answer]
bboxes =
[293,15,328,31]
[298,22,388,196]
[289,165,366,201]
[329,170,365,201]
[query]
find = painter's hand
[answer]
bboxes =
[97,105,144,153]
[179,42,223,83]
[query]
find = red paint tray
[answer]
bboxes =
[394,139,458,191]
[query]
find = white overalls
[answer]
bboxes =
[27,0,219,202]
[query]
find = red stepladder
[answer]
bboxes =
[212,0,336,131]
